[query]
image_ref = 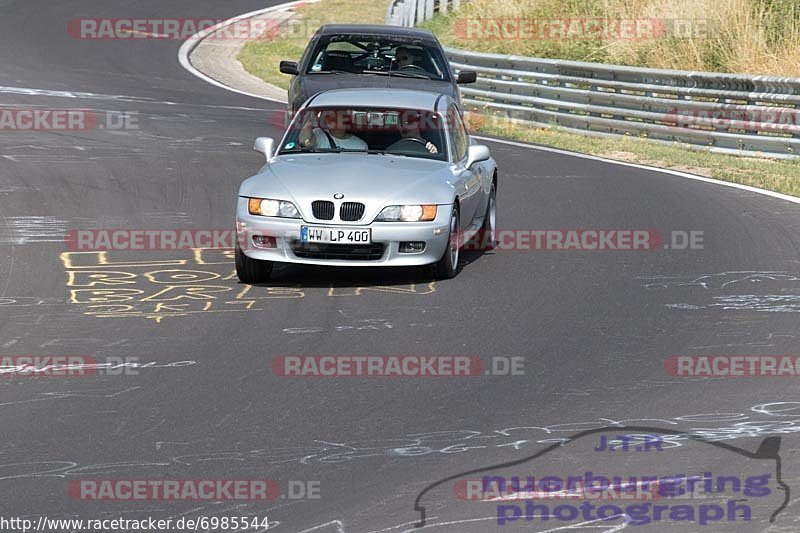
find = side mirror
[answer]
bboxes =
[456,71,477,84]
[254,137,275,160]
[465,145,490,169]
[280,60,299,75]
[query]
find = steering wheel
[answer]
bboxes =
[397,64,428,73]
[387,137,430,153]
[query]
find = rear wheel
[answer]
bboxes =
[431,206,461,279]
[235,241,274,284]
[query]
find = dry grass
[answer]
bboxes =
[423,0,800,76]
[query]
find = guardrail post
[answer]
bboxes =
[385,0,398,25]
[405,1,416,26]
[424,0,435,20]
[452,0,461,10]
[440,0,448,15]
[416,0,426,23]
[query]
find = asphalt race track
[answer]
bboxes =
[2,1,800,532]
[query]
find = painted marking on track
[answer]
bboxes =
[60,250,436,322]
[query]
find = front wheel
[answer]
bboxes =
[235,241,274,284]
[431,206,461,279]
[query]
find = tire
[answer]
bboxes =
[235,241,274,284]
[431,205,461,279]
[481,182,497,251]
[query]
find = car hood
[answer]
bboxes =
[239,153,455,222]
[303,73,455,101]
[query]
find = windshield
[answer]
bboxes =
[306,35,450,81]
[278,106,448,161]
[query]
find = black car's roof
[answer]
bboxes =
[316,24,438,42]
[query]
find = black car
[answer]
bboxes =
[279,24,476,112]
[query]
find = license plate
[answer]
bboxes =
[301,226,371,244]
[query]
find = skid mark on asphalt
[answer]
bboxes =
[0,215,69,244]
[639,271,800,290]
[637,271,800,313]
[299,520,345,532]
[0,386,141,410]
[70,401,794,472]
[689,331,796,350]
[282,318,394,335]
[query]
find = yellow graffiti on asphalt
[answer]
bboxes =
[60,250,436,322]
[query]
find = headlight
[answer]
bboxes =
[247,197,300,218]
[376,205,437,222]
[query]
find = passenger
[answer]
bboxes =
[298,110,368,151]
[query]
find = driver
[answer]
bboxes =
[395,46,422,69]
[298,109,368,151]
[387,111,439,154]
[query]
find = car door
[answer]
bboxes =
[448,105,481,229]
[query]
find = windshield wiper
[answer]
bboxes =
[281,147,344,154]
[371,71,431,80]
[309,70,350,74]
[366,150,416,158]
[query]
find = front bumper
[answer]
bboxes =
[236,198,452,267]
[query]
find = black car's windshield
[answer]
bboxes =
[306,35,450,81]
[278,107,448,161]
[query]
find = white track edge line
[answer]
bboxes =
[473,135,800,206]
[178,0,311,103]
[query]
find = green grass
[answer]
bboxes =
[237,0,800,197]
[239,37,302,92]
[238,0,387,91]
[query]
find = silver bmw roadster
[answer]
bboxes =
[235,88,497,282]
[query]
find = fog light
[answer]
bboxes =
[252,235,276,248]
[399,241,425,253]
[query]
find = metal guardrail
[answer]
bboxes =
[386,0,460,27]
[386,1,800,159]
